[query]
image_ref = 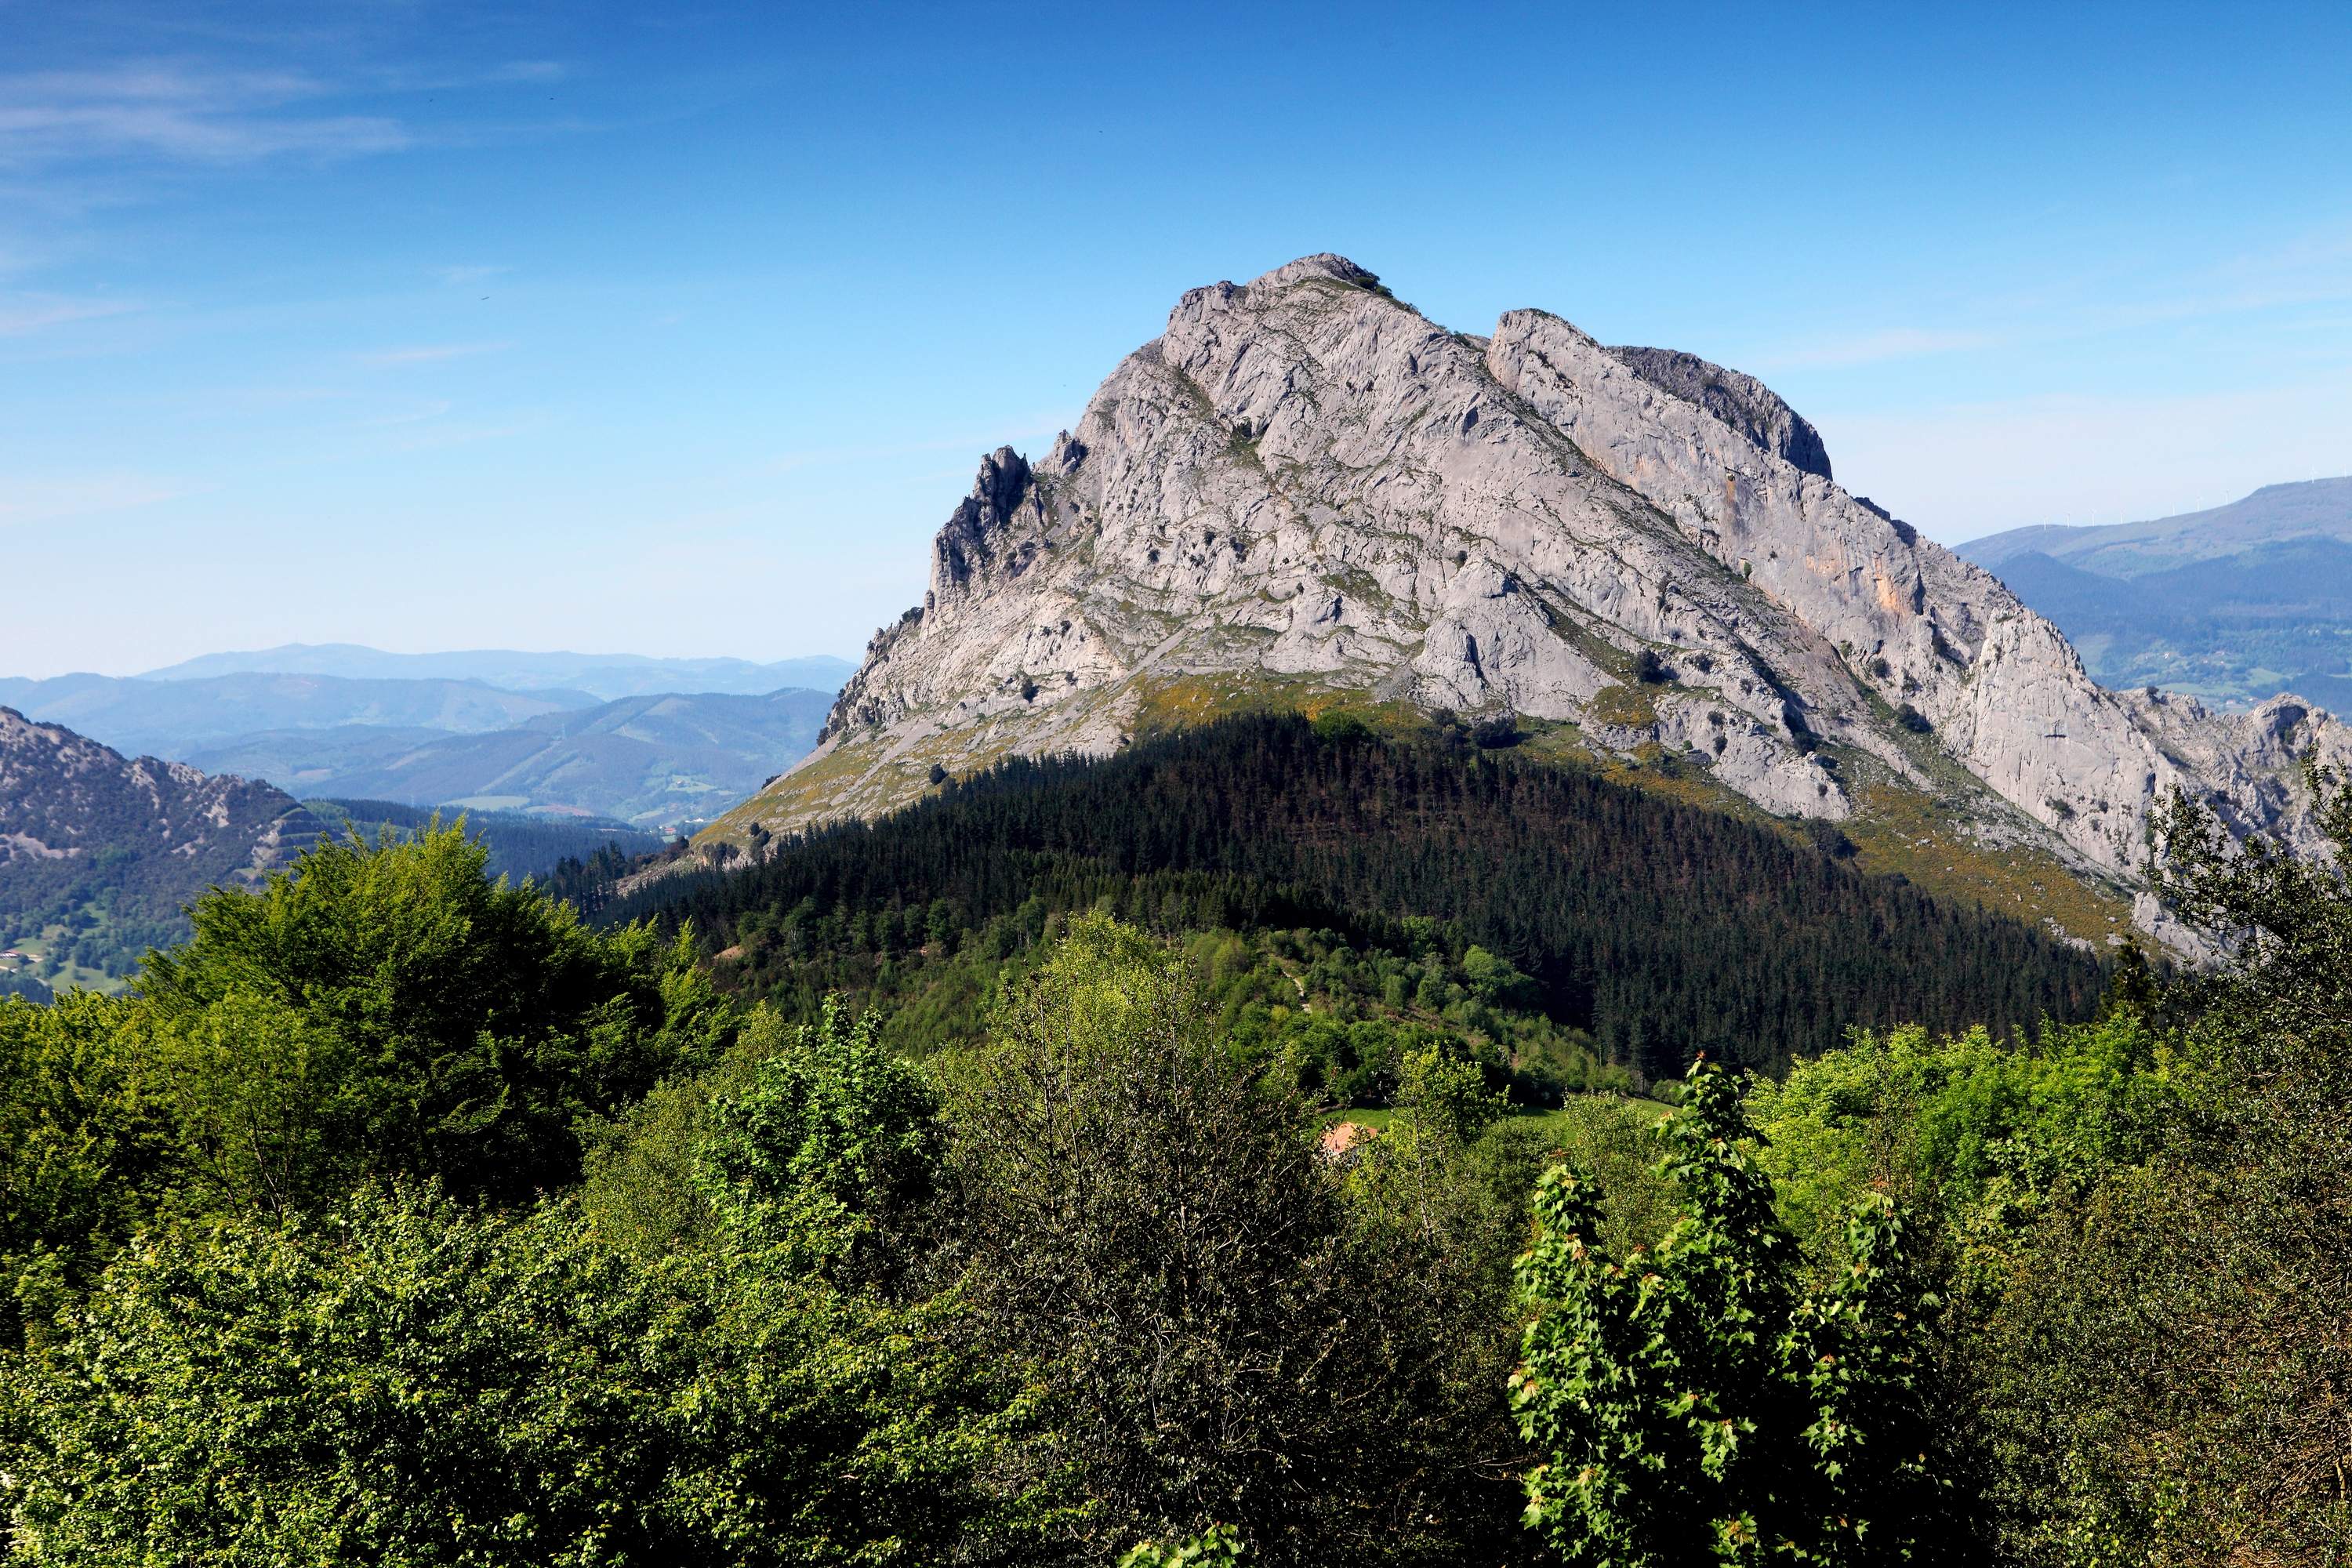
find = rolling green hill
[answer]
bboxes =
[192,689,834,831]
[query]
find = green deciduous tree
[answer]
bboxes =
[948,915,1536,1566]
[688,995,945,1301]
[143,989,361,1219]
[1511,1062,1947,1566]
[1962,767,2352,1564]
[1120,1523,1250,1567]
[0,824,747,1357]
[1745,1014,2180,1287]
[5,1180,1040,1566]
[138,822,733,1206]
[0,992,155,1352]
[7,980,1050,1566]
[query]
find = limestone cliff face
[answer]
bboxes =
[720,255,2349,933]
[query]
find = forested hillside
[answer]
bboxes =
[301,797,665,885]
[619,713,2107,1078]
[1,770,2339,1563]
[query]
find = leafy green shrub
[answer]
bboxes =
[1746,1014,2177,1279]
[692,996,942,1284]
[1958,771,2352,1563]
[1120,1523,1248,1566]
[139,823,734,1206]
[7,1178,1042,1566]
[0,826,744,1357]
[1309,708,1374,744]
[0,991,151,1351]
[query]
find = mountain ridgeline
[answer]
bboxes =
[135,643,858,701]
[191,688,836,829]
[715,255,2352,953]
[619,714,2107,1079]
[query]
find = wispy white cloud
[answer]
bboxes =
[1744,221,2352,380]
[489,61,565,84]
[434,264,510,286]
[351,401,454,427]
[0,292,144,336]
[383,414,550,454]
[353,341,511,366]
[0,64,410,166]
[0,473,198,524]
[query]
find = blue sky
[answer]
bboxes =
[4,1,2350,677]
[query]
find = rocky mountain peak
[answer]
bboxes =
[724,255,2350,949]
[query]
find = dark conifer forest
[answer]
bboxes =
[616,713,2107,1077]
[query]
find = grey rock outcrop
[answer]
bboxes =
[1602,347,1835,481]
[721,255,2350,942]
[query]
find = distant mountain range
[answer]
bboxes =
[0,645,852,831]
[1962,477,2352,576]
[188,689,836,829]
[0,672,598,759]
[138,644,856,701]
[1959,478,2352,710]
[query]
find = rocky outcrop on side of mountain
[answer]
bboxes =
[714,256,2350,946]
[1601,346,1835,481]
[0,707,325,963]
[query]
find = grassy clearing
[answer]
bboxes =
[1,921,135,996]
[1131,670,1340,735]
[1586,684,1659,728]
[1840,782,2132,949]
